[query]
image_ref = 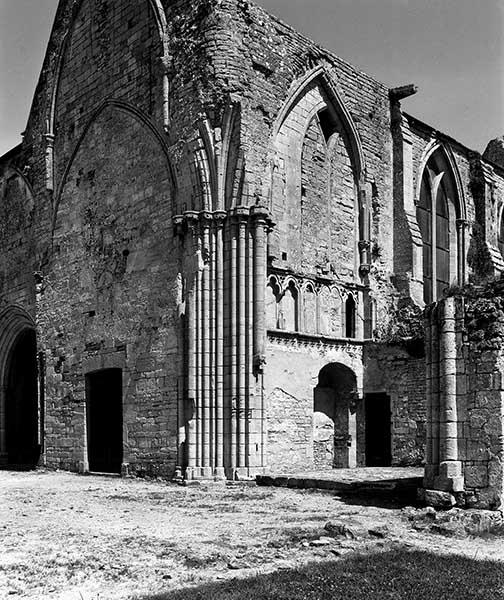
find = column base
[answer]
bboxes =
[433,461,464,493]
[78,459,89,474]
[184,465,267,481]
[214,467,226,480]
[423,464,439,488]
[172,466,184,482]
[184,466,227,481]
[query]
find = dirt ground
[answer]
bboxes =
[1,470,503,600]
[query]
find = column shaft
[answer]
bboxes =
[246,224,254,469]
[431,307,440,468]
[439,298,458,463]
[195,252,203,473]
[215,218,225,477]
[238,218,247,469]
[202,224,211,474]
[230,222,237,473]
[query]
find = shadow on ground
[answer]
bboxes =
[137,547,504,600]
[257,473,423,509]
[333,478,422,509]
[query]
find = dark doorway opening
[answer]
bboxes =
[5,329,40,467]
[86,369,123,473]
[365,393,392,467]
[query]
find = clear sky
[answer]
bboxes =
[0,0,502,156]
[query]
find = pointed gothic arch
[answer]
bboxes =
[272,66,366,182]
[52,98,176,232]
[498,204,504,259]
[268,66,369,280]
[190,105,244,212]
[0,306,39,467]
[43,0,171,191]
[416,141,466,220]
[416,143,464,303]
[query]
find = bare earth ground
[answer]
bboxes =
[1,470,503,600]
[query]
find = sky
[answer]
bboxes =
[0,0,502,156]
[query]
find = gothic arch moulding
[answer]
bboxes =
[415,141,466,301]
[0,166,36,208]
[52,98,176,231]
[44,0,171,191]
[271,65,366,183]
[0,306,35,380]
[415,140,466,220]
[266,65,369,279]
[188,104,244,212]
[0,305,37,466]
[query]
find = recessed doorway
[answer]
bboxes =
[313,363,358,469]
[86,369,123,473]
[5,329,39,467]
[365,393,392,467]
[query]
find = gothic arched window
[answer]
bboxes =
[417,153,459,304]
[499,209,504,259]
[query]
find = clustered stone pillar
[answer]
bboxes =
[174,205,272,480]
[424,297,464,495]
[437,298,464,491]
[424,292,504,509]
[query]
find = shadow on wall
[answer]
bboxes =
[137,548,504,600]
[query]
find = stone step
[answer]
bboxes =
[256,474,423,503]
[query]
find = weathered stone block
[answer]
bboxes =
[424,489,456,509]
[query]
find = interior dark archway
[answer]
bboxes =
[313,363,358,469]
[5,329,40,467]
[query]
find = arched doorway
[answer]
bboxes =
[313,363,358,469]
[2,328,40,467]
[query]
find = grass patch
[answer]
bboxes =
[138,548,504,600]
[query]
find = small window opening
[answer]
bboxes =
[499,210,504,259]
[345,295,356,338]
[318,108,336,142]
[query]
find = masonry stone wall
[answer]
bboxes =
[41,105,178,475]
[264,335,363,474]
[364,343,426,466]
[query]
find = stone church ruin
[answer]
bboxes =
[0,0,503,509]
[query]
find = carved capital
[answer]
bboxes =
[455,218,470,231]
[359,263,371,278]
[253,353,266,374]
[233,205,250,222]
[173,214,185,237]
[213,210,227,227]
[199,210,213,227]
